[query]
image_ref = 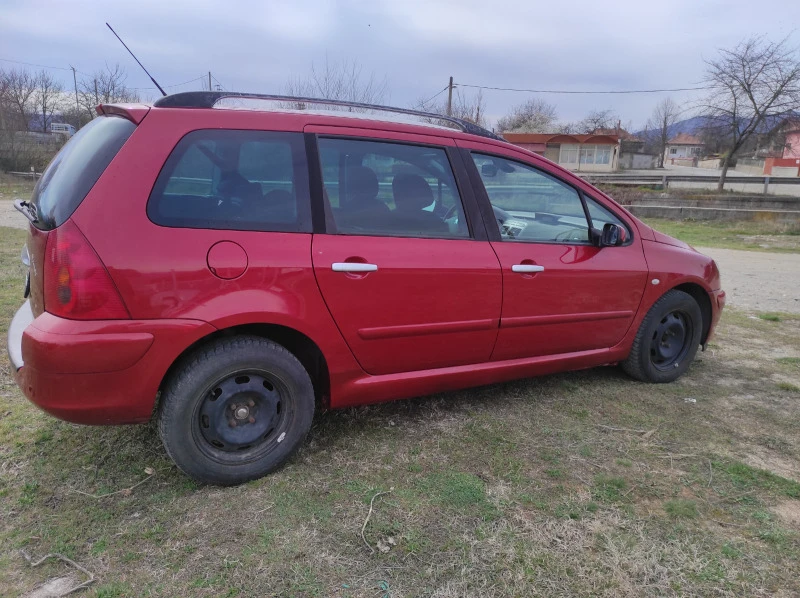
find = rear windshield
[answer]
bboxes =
[31,115,136,230]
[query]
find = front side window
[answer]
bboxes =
[317,137,468,239]
[472,153,590,244]
[148,130,310,232]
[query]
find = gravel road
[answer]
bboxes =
[695,247,800,314]
[1,200,797,314]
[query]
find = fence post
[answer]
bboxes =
[763,176,770,195]
[661,175,668,190]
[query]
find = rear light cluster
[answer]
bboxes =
[43,220,129,320]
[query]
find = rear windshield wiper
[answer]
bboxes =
[14,199,38,224]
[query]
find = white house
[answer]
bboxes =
[664,133,704,164]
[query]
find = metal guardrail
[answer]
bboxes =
[580,173,800,194]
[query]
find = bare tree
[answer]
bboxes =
[78,64,139,121]
[700,36,800,190]
[496,98,558,133]
[414,88,488,128]
[33,70,63,133]
[284,57,388,111]
[4,68,37,131]
[576,109,617,133]
[646,98,680,167]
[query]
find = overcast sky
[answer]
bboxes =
[2,0,799,130]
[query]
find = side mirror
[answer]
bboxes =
[481,163,498,177]
[600,223,627,247]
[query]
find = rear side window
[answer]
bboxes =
[148,130,311,232]
[31,116,136,230]
[317,137,469,239]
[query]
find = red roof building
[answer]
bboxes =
[502,133,620,172]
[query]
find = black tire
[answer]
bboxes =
[621,289,703,383]
[158,336,314,485]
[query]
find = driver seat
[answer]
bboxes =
[391,173,449,235]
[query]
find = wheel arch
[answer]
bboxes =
[158,323,331,409]
[672,282,713,345]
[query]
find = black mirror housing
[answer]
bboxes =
[599,223,626,247]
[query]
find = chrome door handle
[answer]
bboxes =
[332,263,378,273]
[511,264,545,273]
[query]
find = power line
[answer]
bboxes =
[130,75,206,91]
[211,74,227,91]
[419,85,449,106]
[457,82,708,95]
[0,57,72,71]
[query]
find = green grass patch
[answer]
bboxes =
[776,357,800,367]
[592,475,627,503]
[640,218,800,253]
[417,471,498,519]
[777,382,800,392]
[716,460,800,499]
[664,499,698,519]
[758,313,782,322]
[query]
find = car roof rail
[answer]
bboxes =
[152,91,504,141]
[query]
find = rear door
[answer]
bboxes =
[307,128,502,375]
[458,140,648,361]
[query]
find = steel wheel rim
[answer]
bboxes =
[192,369,291,463]
[649,310,693,372]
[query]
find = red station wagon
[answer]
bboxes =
[7,92,725,485]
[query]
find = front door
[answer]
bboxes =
[461,144,648,361]
[310,133,502,375]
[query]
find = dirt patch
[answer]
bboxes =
[22,576,79,598]
[1,200,27,230]
[772,500,800,529]
[697,247,800,314]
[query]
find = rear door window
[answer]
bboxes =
[148,130,311,232]
[317,137,469,239]
[31,115,136,230]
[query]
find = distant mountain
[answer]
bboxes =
[634,116,710,139]
[634,112,799,140]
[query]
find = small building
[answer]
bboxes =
[502,133,620,172]
[50,122,76,137]
[782,119,800,159]
[664,133,704,164]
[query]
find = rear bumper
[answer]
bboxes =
[7,300,32,370]
[9,301,215,425]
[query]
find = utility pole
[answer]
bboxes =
[70,65,79,112]
[94,79,99,105]
[446,76,453,117]
[208,71,212,92]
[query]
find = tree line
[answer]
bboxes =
[0,64,139,170]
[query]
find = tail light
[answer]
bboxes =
[44,220,129,320]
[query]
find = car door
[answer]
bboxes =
[307,128,502,376]
[457,140,648,361]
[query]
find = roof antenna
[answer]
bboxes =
[106,22,167,96]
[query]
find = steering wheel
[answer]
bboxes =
[492,205,510,226]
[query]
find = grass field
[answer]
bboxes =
[0,173,36,201]
[640,218,800,253]
[1,223,800,597]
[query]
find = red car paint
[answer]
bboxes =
[8,101,724,425]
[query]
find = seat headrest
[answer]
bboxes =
[347,166,379,203]
[392,173,433,212]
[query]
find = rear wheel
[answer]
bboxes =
[622,290,703,383]
[158,336,314,485]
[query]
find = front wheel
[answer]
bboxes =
[158,336,314,485]
[622,290,703,383]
